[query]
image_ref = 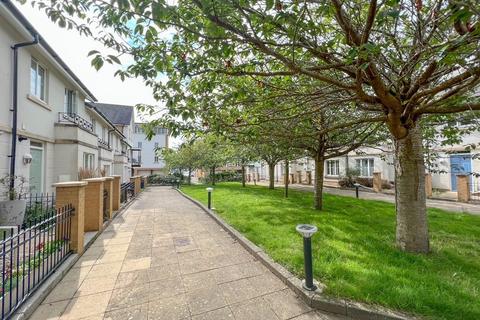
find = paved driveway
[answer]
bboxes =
[30,187,346,320]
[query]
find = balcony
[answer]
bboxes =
[55,112,97,147]
[98,137,110,149]
[58,112,94,133]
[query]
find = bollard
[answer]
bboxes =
[206,187,213,209]
[354,183,360,199]
[296,224,318,291]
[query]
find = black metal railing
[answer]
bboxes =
[58,112,94,133]
[103,189,109,222]
[120,182,134,204]
[0,204,73,319]
[468,179,480,202]
[19,193,56,228]
[97,138,110,149]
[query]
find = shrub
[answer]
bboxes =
[199,171,241,184]
[147,174,179,185]
[23,203,56,228]
[338,168,360,188]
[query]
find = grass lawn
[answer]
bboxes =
[181,182,480,320]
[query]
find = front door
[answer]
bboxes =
[29,146,43,193]
[450,154,472,191]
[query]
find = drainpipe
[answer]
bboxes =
[10,35,39,198]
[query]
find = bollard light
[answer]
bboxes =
[353,183,360,198]
[296,224,318,291]
[206,187,213,209]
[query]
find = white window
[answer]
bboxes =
[64,89,76,113]
[135,125,144,134]
[83,153,95,169]
[326,160,340,176]
[154,142,159,163]
[89,116,96,133]
[356,158,374,177]
[30,59,46,101]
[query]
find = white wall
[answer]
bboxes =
[0,11,100,192]
[132,124,168,169]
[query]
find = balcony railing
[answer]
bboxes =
[98,137,110,149]
[58,112,94,133]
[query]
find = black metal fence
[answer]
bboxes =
[120,182,134,204]
[0,204,73,319]
[469,179,480,202]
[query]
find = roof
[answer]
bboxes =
[0,0,97,101]
[89,103,134,125]
[85,103,125,139]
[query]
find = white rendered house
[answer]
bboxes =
[0,1,129,195]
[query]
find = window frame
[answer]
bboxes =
[64,88,77,114]
[83,153,95,170]
[30,59,47,102]
[356,158,375,177]
[326,160,340,176]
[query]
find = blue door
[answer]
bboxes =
[450,154,472,191]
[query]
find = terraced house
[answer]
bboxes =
[0,1,132,195]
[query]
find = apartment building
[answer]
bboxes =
[0,0,130,195]
[132,123,169,176]
[253,134,480,193]
[88,103,134,182]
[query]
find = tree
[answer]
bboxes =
[162,143,199,184]
[29,0,480,252]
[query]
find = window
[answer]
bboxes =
[137,142,142,149]
[64,89,76,113]
[155,127,167,135]
[83,153,95,169]
[356,158,374,177]
[326,160,340,176]
[30,59,46,101]
[135,125,144,134]
[154,142,159,163]
[102,127,107,141]
[90,116,96,133]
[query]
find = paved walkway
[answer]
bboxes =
[30,187,346,320]
[253,181,480,215]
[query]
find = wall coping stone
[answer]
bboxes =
[83,178,107,182]
[53,181,88,187]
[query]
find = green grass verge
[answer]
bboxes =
[181,182,480,320]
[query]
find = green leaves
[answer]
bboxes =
[90,55,104,71]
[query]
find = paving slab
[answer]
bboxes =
[29,187,349,320]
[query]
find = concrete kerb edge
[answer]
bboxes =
[11,191,141,320]
[175,188,414,320]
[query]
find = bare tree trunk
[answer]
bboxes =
[394,123,429,253]
[241,165,246,187]
[268,162,275,189]
[314,153,324,210]
[211,166,216,186]
[284,159,289,198]
[188,167,192,185]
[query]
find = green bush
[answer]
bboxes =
[199,171,241,184]
[23,203,56,228]
[147,174,180,185]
